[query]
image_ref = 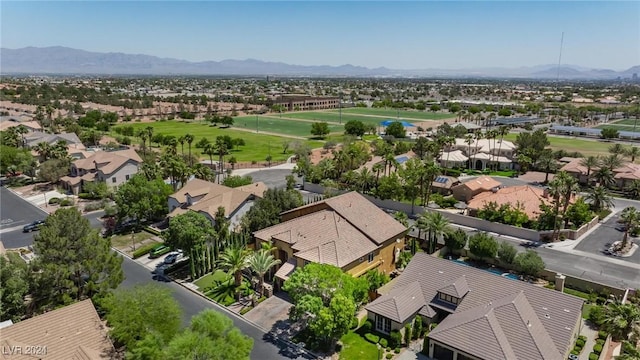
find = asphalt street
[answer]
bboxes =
[120,249,313,359]
[575,211,640,263]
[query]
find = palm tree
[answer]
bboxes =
[602,154,623,171]
[218,246,251,299]
[601,302,640,341]
[625,146,640,163]
[358,167,375,193]
[443,136,455,175]
[464,134,474,170]
[548,171,580,240]
[203,143,216,173]
[14,125,28,148]
[184,133,195,166]
[178,135,186,155]
[214,137,228,183]
[585,186,613,213]
[609,143,626,156]
[34,142,52,161]
[495,126,509,170]
[536,153,558,183]
[472,131,484,170]
[393,211,409,227]
[619,207,640,251]
[594,167,616,188]
[626,180,640,200]
[580,155,601,183]
[247,250,281,297]
[372,163,384,186]
[137,129,149,156]
[416,211,451,254]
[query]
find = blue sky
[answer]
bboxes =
[2,1,639,70]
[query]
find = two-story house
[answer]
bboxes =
[60,148,142,194]
[253,191,408,288]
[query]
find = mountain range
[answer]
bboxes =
[1,46,638,79]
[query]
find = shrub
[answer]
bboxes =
[350,317,359,330]
[78,193,91,199]
[576,338,586,347]
[413,316,423,339]
[379,338,388,348]
[394,348,400,354]
[362,319,373,333]
[593,344,603,354]
[573,346,582,354]
[598,330,608,339]
[589,352,598,360]
[386,354,393,359]
[239,306,253,315]
[404,323,412,345]
[578,335,587,342]
[571,349,579,356]
[144,226,162,236]
[364,333,380,344]
[595,338,605,346]
[132,242,162,259]
[59,198,73,206]
[389,330,402,348]
[48,197,60,205]
[84,202,104,212]
[565,287,591,300]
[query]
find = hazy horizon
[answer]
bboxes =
[2,1,639,71]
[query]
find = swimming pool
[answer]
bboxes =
[452,258,519,280]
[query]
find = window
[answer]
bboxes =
[375,314,391,334]
[368,252,375,263]
[111,177,117,183]
[125,174,130,180]
[438,292,459,305]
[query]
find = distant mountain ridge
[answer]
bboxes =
[1,46,638,79]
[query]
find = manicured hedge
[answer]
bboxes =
[598,330,608,339]
[48,197,60,204]
[589,352,598,360]
[386,354,393,359]
[144,226,162,236]
[593,344,603,354]
[379,338,388,348]
[564,288,590,300]
[132,242,162,259]
[60,198,73,206]
[364,333,380,344]
[576,338,585,347]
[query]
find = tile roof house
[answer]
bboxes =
[452,138,516,170]
[60,149,142,195]
[451,176,502,202]
[254,191,408,283]
[168,178,266,232]
[0,299,114,360]
[467,185,560,219]
[365,254,583,360]
[561,158,640,189]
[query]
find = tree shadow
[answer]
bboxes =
[262,319,316,359]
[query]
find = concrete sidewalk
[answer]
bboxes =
[231,162,297,177]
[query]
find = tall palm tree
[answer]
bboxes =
[214,137,228,183]
[416,211,451,254]
[247,250,281,297]
[472,131,484,170]
[619,207,640,250]
[548,171,580,240]
[536,153,558,183]
[203,143,216,172]
[495,126,509,170]
[609,143,626,156]
[137,129,149,156]
[464,134,474,170]
[626,180,640,200]
[580,155,601,183]
[14,125,28,148]
[443,136,455,175]
[184,133,195,166]
[594,167,616,188]
[34,142,52,161]
[358,167,375,193]
[602,154,623,171]
[601,302,640,341]
[372,163,384,186]
[178,135,186,155]
[218,246,251,298]
[585,185,613,213]
[625,146,640,163]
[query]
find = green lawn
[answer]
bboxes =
[277,111,388,126]
[582,303,596,319]
[608,118,640,126]
[335,107,455,121]
[339,331,379,360]
[113,121,324,162]
[233,115,344,137]
[194,270,229,291]
[503,133,616,157]
[110,230,154,248]
[594,124,638,131]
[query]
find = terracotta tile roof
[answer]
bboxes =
[613,163,640,180]
[169,179,265,219]
[454,176,501,192]
[281,192,407,245]
[560,158,591,175]
[365,254,583,360]
[467,185,554,218]
[255,209,379,268]
[0,299,113,360]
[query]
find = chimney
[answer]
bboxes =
[555,273,566,292]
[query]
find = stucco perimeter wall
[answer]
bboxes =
[303,183,541,241]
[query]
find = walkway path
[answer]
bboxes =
[579,319,599,360]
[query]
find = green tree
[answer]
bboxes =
[585,186,613,213]
[31,208,123,310]
[344,120,366,137]
[310,121,331,138]
[115,174,174,223]
[385,121,406,138]
[619,206,640,250]
[82,181,110,199]
[240,188,302,233]
[0,254,29,322]
[416,211,451,254]
[601,303,640,341]
[514,129,550,163]
[0,145,34,176]
[365,269,390,292]
[164,211,213,259]
[38,158,70,183]
[247,249,281,298]
[165,309,253,360]
[625,146,640,162]
[601,127,619,140]
[565,198,595,228]
[580,155,601,181]
[513,250,545,277]
[497,242,517,265]
[222,175,253,188]
[218,246,251,299]
[101,284,182,350]
[468,232,498,260]
[444,228,467,254]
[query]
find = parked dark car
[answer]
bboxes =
[23,220,46,232]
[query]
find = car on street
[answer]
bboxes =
[22,220,46,232]
[164,250,183,264]
[149,245,171,259]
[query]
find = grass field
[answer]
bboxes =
[113,121,324,162]
[594,124,638,131]
[233,115,344,136]
[334,107,455,121]
[606,118,640,126]
[194,270,229,291]
[503,133,616,156]
[277,111,388,126]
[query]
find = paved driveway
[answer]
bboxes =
[244,292,293,333]
[575,211,640,263]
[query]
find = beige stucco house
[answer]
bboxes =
[60,148,142,194]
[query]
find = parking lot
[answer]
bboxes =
[575,211,640,263]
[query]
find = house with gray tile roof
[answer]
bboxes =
[365,253,583,360]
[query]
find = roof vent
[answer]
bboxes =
[527,320,531,327]
[438,270,443,274]
[542,307,548,310]
[544,314,550,319]
[563,309,570,313]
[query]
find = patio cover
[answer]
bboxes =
[274,258,297,281]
